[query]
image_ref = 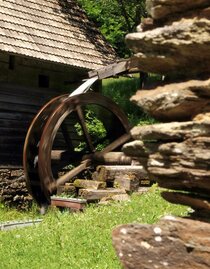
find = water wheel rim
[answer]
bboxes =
[38,92,131,201]
[23,94,69,205]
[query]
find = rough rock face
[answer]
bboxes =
[147,0,210,20]
[112,216,210,269]
[0,169,32,210]
[122,0,210,216]
[131,79,210,121]
[126,14,210,77]
[113,0,210,267]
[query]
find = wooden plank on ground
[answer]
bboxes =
[51,197,87,211]
[56,183,77,196]
[79,188,126,201]
[73,179,106,190]
[94,165,148,182]
[114,174,139,192]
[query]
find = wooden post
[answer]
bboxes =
[139,71,148,89]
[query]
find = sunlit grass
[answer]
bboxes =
[0,76,180,268]
[102,76,157,126]
[0,186,188,269]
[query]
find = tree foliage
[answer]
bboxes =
[77,0,147,57]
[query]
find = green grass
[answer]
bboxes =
[102,76,158,126]
[0,76,180,268]
[102,76,145,126]
[0,187,188,269]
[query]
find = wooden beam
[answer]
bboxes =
[88,58,141,79]
[51,197,86,211]
[93,152,132,165]
[51,151,132,165]
[114,174,140,192]
[73,179,106,190]
[79,188,126,201]
[94,165,148,182]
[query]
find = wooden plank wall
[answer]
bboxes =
[0,83,69,167]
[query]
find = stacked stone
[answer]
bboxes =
[123,0,210,219]
[0,169,32,210]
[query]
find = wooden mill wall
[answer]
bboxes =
[0,52,86,167]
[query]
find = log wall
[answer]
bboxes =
[0,51,86,208]
[0,51,86,90]
[0,52,85,166]
[0,83,64,166]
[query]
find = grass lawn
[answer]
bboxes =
[0,76,183,268]
[102,75,160,126]
[0,186,188,269]
[102,76,147,126]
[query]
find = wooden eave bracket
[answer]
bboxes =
[88,57,141,80]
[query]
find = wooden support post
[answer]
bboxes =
[112,216,210,269]
[92,79,102,92]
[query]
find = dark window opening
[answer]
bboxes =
[39,75,49,88]
[9,55,15,70]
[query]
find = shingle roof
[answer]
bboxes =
[0,0,117,70]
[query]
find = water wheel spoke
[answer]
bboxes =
[92,133,131,161]
[51,150,85,170]
[60,123,74,151]
[76,105,95,152]
[101,133,131,154]
[49,159,91,190]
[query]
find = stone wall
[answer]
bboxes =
[113,1,210,268]
[123,0,210,219]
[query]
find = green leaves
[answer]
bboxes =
[77,0,146,57]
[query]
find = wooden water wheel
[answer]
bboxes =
[23,92,131,206]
